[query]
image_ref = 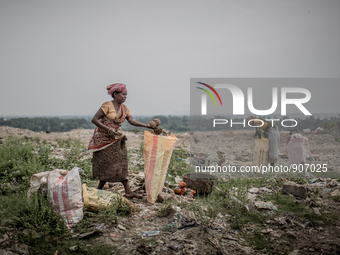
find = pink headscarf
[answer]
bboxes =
[107,83,127,95]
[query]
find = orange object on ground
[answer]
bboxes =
[179,182,186,188]
[191,190,196,196]
[174,187,186,195]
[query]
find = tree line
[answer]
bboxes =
[0,115,338,133]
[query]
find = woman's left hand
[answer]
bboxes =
[145,124,154,129]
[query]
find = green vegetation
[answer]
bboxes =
[0,117,95,132]
[166,148,190,183]
[156,201,174,218]
[0,136,92,194]
[0,136,123,254]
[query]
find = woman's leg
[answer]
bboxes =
[122,179,142,198]
[97,180,106,190]
[122,179,132,194]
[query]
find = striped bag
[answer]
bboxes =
[143,131,177,203]
[48,167,84,228]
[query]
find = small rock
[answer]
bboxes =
[289,250,300,255]
[69,245,78,251]
[0,234,9,243]
[261,228,273,234]
[248,187,259,194]
[270,231,282,238]
[282,181,307,198]
[259,187,272,193]
[117,224,126,231]
[156,240,165,245]
[331,189,340,197]
[171,205,182,212]
[313,208,321,215]
[157,192,174,203]
[125,238,134,244]
[247,193,256,201]
[286,231,297,239]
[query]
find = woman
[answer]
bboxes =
[88,83,154,198]
[246,115,280,166]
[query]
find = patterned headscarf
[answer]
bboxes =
[107,83,127,95]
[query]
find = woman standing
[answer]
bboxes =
[88,83,153,198]
[246,115,280,166]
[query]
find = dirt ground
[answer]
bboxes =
[0,126,340,254]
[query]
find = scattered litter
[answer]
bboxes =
[169,245,179,250]
[255,201,278,211]
[142,230,160,237]
[110,233,115,237]
[308,178,319,184]
[82,184,135,213]
[96,224,105,229]
[175,176,182,183]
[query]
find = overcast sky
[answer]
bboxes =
[1,0,339,117]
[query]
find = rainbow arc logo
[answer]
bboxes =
[196,82,223,106]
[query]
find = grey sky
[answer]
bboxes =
[1,0,339,117]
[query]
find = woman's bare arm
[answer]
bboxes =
[126,115,153,129]
[91,108,117,137]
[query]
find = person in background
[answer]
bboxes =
[286,132,293,145]
[246,115,280,166]
[88,83,154,198]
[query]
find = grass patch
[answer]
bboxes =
[167,148,190,183]
[156,201,174,218]
[332,195,340,202]
[137,237,157,247]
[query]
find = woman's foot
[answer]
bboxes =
[124,192,142,199]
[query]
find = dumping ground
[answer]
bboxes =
[0,126,339,255]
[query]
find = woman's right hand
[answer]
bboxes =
[108,128,118,138]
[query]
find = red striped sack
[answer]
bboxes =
[48,167,84,228]
[143,131,177,204]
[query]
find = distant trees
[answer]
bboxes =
[0,117,95,132]
[1,115,338,133]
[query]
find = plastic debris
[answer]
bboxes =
[142,230,160,237]
[255,201,278,211]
